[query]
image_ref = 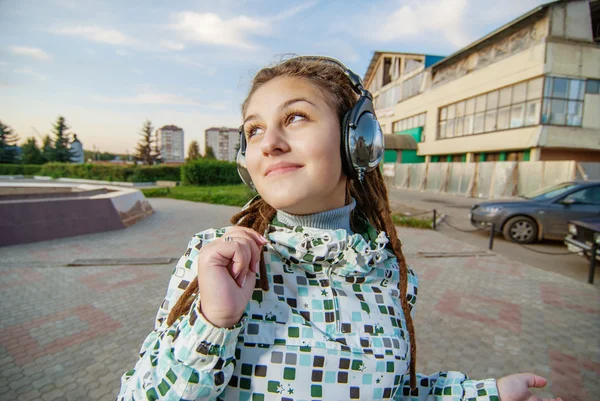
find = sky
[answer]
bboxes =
[0,0,551,156]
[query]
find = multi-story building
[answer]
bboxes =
[157,125,185,163]
[204,127,240,162]
[366,0,600,164]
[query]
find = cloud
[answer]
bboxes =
[171,12,268,50]
[96,92,227,109]
[52,25,137,46]
[10,46,52,61]
[116,49,128,56]
[362,0,470,48]
[0,61,7,66]
[272,0,319,21]
[159,40,185,51]
[14,68,47,81]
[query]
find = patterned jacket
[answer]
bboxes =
[117,218,500,401]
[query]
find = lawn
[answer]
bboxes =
[142,184,254,207]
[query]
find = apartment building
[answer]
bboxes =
[157,125,185,162]
[204,127,240,162]
[366,0,600,164]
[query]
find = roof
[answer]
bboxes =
[205,127,239,133]
[384,134,417,150]
[363,51,445,90]
[429,0,561,72]
[159,125,183,131]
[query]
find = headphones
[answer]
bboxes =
[237,55,384,191]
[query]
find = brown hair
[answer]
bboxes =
[167,57,417,390]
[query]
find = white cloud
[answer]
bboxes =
[0,60,7,66]
[272,0,319,21]
[171,12,268,50]
[52,25,137,46]
[14,68,47,81]
[10,46,52,61]
[159,40,185,51]
[116,49,128,56]
[363,0,470,48]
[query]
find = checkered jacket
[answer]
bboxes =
[117,221,499,401]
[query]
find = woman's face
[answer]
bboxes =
[243,76,347,215]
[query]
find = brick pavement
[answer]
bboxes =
[0,198,598,400]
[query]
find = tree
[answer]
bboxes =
[0,121,20,164]
[51,116,75,162]
[187,140,201,161]
[204,145,216,159]
[41,135,54,162]
[134,120,154,165]
[20,137,46,165]
[152,129,161,164]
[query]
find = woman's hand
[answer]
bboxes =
[195,226,268,328]
[497,373,563,401]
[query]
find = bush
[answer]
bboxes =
[182,160,242,186]
[0,164,43,176]
[37,163,181,182]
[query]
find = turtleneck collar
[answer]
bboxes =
[276,198,356,234]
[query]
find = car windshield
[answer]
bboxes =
[522,182,579,200]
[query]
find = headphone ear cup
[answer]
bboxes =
[340,110,356,179]
[236,134,256,191]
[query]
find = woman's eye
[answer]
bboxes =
[287,113,306,124]
[246,126,264,138]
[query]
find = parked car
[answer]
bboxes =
[564,217,600,262]
[470,181,600,243]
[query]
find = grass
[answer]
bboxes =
[142,184,254,207]
[391,213,433,229]
[143,185,433,229]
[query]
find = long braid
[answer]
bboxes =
[348,169,417,390]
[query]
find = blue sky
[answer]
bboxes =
[0,0,550,155]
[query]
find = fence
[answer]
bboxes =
[385,161,599,199]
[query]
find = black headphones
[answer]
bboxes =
[237,56,384,191]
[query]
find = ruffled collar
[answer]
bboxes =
[265,216,393,277]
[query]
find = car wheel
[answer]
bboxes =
[502,216,538,244]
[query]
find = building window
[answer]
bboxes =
[392,112,426,135]
[437,76,543,139]
[586,79,600,94]
[541,76,584,126]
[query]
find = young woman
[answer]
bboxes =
[117,57,561,401]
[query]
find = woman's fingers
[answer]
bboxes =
[220,230,266,287]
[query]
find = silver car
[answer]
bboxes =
[470,181,600,243]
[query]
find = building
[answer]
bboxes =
[204,127,240,162]
[366,0,600,164]
[157,125,185,163]
[70,134,84,164]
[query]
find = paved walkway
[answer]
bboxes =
[0,198,598,400]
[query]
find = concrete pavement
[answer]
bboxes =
[0,198,598,400]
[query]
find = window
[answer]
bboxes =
[437,76,543,139]
[541,76,584,127]
[562,186,600,205]
[393,112,427,134]
[586,79,600,94]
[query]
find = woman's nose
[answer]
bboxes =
[260,125,290,155]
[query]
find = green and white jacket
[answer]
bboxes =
[117,218,500,401]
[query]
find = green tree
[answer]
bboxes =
[187,140,201,161]
[0,121,20,164]
[41,135,54,162]
[204,145,216,159]
[20,137,47,164]
[135,120,154,165]
[152,129,161,164]
[51,116,75,162]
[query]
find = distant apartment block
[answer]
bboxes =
[157,125,184,162]
[367,0,600,164]
[205,127,240,162]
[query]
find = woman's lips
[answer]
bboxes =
[266,166,302,177]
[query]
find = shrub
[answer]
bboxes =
[36,163,181,182]
[0,164,43,175]
[181,160,242,186]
